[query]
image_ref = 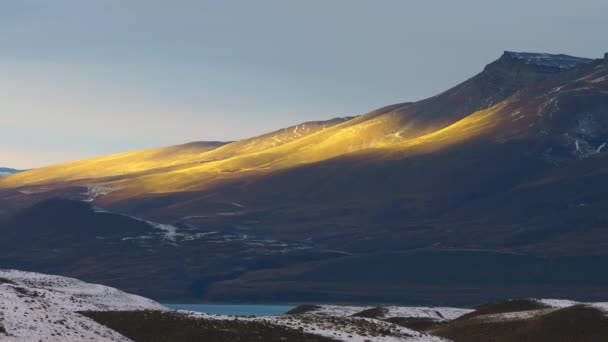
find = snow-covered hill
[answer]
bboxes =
[0,270,450,341]
[290,304,472,321]
[535,298,608,314]
[0,270,165,341]
[2,270,607,341]
[0,270,449,342]
[178,310,449,342]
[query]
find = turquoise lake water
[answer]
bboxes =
[163,304,295,316]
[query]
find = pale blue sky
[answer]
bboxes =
[1,0,606,168]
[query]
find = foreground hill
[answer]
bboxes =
[0,51,607,304]
[0,269,164,341]
[287,299,608,342]
[1,270,448,342]
[3,269,608,341]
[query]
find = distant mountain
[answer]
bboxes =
[0,167,22,177]
[0,51,607,304]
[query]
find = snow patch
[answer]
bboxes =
[481,309,555,322]
[590,303,608,314]
[83,186,120,202]
[535,298,580,309]
[91,207,179,241]
[535,299,608,317]
[297,304,472,321]
[504,51,592,69]
[183,311,447,342]
[0,270,166,341]
[575,139,582,153]
[384,306,473,321]
[231,202,245,208]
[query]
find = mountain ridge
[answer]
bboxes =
[1,51,607,304]
[0,51,596,211]
[0,167,22,177]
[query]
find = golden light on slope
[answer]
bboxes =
[0,97,510,203]
[108,106,505,201]
[0,142,224,187]
[393,101,509,153]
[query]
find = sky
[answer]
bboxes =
[1,0,607,169]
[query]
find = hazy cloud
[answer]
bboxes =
[1,0,606,168]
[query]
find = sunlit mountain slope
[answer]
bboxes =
[89,52,606,202]
[0,117,352,191]
[0,141,227,186]
[0,51,592,209]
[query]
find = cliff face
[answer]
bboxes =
[484,51,590,87]
[406,51,593,130]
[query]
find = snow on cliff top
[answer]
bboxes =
[0,269,166,342]
[536,298,608,314]
[504,51,593,69]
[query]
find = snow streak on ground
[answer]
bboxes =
[304,305,370,316]
[383,306,472,321]
[536,298,608,317]
[183,311,448,342]
[0,270,165,342]
[591,303,608,314]
[535,298,580,309]
[91,206,179,241]
[300,304,472,321]
[480,309,555,322]
[83,186,120,202]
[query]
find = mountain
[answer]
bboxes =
[0,118,352,211]
[0,168,22,177]
[0,51,594,212]
[0,141,226,213]
[0,51,607,304]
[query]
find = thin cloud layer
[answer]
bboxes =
[1,0,606,168]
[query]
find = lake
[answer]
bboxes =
[163,304,295,316]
